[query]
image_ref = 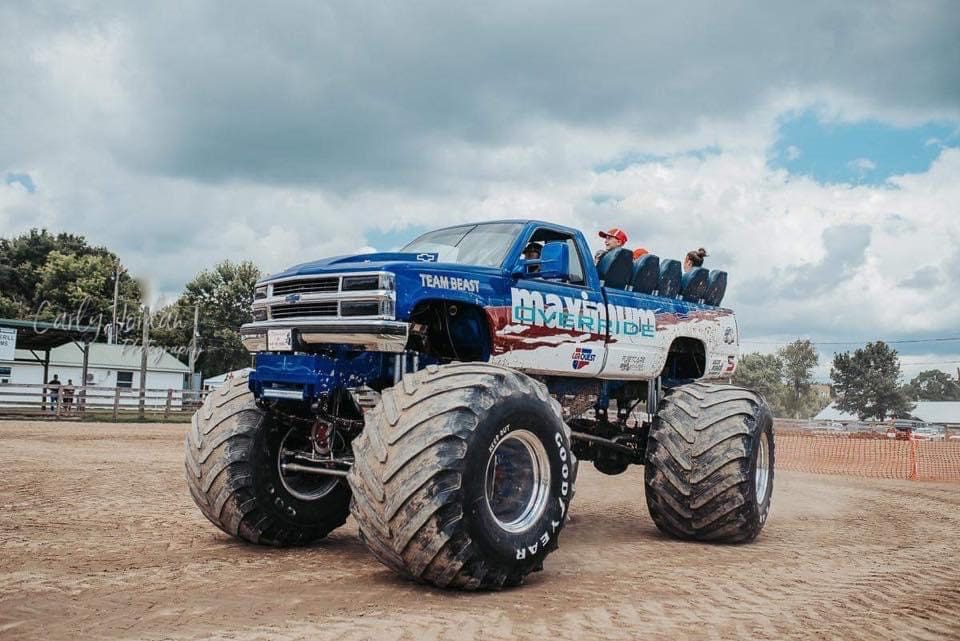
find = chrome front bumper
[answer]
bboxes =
[240,319,410,353]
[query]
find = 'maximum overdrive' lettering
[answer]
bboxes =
[510,288,655,338]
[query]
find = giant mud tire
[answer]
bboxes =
[644,382,774,543]
[185,372,351,546]
[348,363,576,590]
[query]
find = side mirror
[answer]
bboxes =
[514,241,570,280]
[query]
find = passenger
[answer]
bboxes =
[683,247,708,272]
[594,228,628,263]
[522,242,542,273]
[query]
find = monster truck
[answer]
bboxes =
[185,220,774,590]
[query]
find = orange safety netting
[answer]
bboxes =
[776,430,960,482]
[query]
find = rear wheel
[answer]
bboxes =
[185,372,351,545]
[644,382,774,542]
[348,363,576,590]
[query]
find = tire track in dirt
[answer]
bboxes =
[1,422,958,641]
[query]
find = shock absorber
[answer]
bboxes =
[311,418,332,455]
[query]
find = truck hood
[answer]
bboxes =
[262,252,501,282]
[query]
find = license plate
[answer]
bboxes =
[267,329,293,351]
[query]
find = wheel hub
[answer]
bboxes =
[278,426,341,501]
[484,429,551,534]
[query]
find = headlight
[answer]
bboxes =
[339,298,395,318]
[340,301,380,316]
[254,284,268,300]
[342,275,380,291]
[252,307,268,321]
[342,273,395,291]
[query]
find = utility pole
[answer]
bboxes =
[188,304,199,390]
[110,260,121,344]
[138,305,150,420]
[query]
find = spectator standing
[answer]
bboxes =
[46,374,61,414]
[62,379,75,416]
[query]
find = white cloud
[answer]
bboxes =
[785,145,802,160]
[847,157,877,173]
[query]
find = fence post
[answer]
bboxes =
[112,386,120,422]
[909,437,918,481]
[164,389,173,420]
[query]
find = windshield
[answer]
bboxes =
[402,223,523,267]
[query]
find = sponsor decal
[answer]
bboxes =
[708,358,723,375]
[723,327,736,344]
[420,273,481,293]
[416,253,438,262]
[572,347,596,370]
[723,355,736,374]
[619,355,646,372]
[510,287,656,338]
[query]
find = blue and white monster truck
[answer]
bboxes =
[186,220,774,590]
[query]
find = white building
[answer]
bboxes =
[1,342,190,392]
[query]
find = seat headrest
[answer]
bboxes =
[629,253,660,294]
[703,270,728,306]
[598,247,634,289]
[680,267,709,302]
[658,259,682,298]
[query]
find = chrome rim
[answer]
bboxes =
[755,431,771,503]
[484,429,551,534]
[277,427,340,501]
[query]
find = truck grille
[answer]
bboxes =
[270,302,338,319]
[272,278,339,296]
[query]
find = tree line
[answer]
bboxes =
[0,229,259,380]
[733,338,959,421]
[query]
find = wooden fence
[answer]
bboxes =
[0,383,209,421]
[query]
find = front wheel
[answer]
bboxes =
[185,372,351,546]
[644,382,774,542]
[348,363,576,590]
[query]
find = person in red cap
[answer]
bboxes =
[595,228,628,264]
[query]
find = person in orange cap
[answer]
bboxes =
[595,228,628,263]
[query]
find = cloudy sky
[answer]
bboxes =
[2,1,959,381]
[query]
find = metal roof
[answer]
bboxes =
[8,342,190,373]
[0,318,100,351]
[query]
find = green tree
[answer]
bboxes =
[778,339,819,419]
[831,341,915,420]
[905,369,960,401]
[733,352,787,415]
[152,260,261,380]
[0,229,142,334]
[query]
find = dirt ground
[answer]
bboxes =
[1,422,958,641]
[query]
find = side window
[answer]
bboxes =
[565,239,585,285]
[0,366,10,384]
[116,371,134,388]
[525,228,589,286]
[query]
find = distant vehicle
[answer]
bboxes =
[185,220,774,590]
